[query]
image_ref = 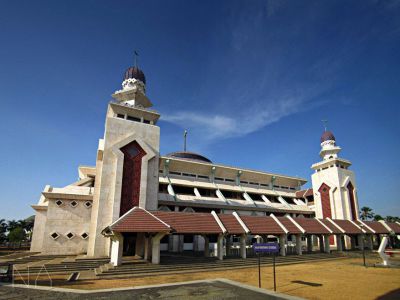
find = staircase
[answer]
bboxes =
[13,257,110,276]
[97,252,345,279]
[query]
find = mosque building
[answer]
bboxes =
[29,63,400,265]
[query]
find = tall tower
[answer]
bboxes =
[87,65,160,257]
[311,130,360,221]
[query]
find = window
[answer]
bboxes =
[127,116,141,122]
[116,114,125,119]
[198,175,209,180]
[70,200,78,208]
[55,200,63,207]
[65,232,75,240]
[50,232,60,240]
[143,119,151,124]
[84,201,92,208]
[80,232,89,240]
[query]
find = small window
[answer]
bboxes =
[116,114,125,119]
[127,116,141,122]
[50,232,60,240]
[84,201,92,208]
[80,232,89,240]
[66,232,75,240]
[70,201,78,208]
[143,119,151,124]
[55,200,63,207]
[198,175,209,179]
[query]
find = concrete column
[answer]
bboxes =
[366,235,373,250]
[135,233,145,257]
[324,235,331,253]
[336,235,343,252]
[178,235,184,252]
[225,236,232,257]
[240,234,247,259]
[110,233,123,266]
[317,235,324,253]
[217,234,224,260]
[279,235,286,256]
[351,236,356,250]
[307,235,313,252]
[296,235,302,255]
[357,235,365,251]
[144,236,152,261]
[193,235,199,252]
[203,235,210,257]
[151,233,166,264]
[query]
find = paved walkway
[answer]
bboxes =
[0,279,302,300]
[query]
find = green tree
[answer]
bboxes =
[0,219,7,243]
[385,216,400,222]
[374,214,384,221]
[359,206,374,221]
[8,227,25,244]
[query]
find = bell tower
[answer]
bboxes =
[311,130,360,222]
[87,62,161,257]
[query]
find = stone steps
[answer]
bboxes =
[98,253,344,278]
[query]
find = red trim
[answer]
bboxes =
[119,141,146,216]
[347,182,357,220]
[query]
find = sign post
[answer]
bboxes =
[253,242,279,291]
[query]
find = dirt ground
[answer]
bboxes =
[22,257,399,300]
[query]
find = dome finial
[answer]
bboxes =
[321,119,328,132]
[134,50,139,68]
[183,129,188,152]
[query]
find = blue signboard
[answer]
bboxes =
[253,242,279,253]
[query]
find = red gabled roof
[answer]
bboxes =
[386,222,400,234]
[330,219,363,234]
[111,207,171,233]
[152,211,223,234]
[319,219,343,234]
[355,220,375,234]
[294,218,330,234]
[218,214,246,234]
[240,216,285,235]
[363,221,391,234]
[295,189,313,198]
[277,217,302,234]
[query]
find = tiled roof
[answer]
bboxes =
[294,218,330,234]
[319,219,343,234]
[355,221,375,234]
[330,219,363,234]
[386,222,400,234]
[240,216,285,235]
[295,189,313,198]
[218,214,246,234]
[111,207,171,233]
[152,211,223,234]
[363,221,391,234]
[277,217,302,234]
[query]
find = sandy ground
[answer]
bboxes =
[22,257,400,300]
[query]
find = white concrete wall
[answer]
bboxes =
[41,199,92,255]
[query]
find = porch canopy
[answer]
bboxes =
[294,218,330,235]
[386,222,400,234]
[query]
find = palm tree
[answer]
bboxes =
[359,206,374,221]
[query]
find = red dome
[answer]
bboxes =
[124,66,146,84]
[320,131,336,143]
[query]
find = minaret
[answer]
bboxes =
[311,130,360,247]
[87,62,161,257]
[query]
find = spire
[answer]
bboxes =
[321,119,328,132]
[134,50,139,68]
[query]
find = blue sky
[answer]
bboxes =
[0,0,399,220]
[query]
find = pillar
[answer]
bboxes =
[240,234,247,259]
[351,236,356,250]
[307,235,313,252]
[193,235,199,253]
[336,235,343,252]
[318,235,324,252]
[110,233,123,266]
[217,234,224,260]
[296,235,302,255]
[144,235,152,261]
[225,236,232,257]
[203,235,210,257]
[279,235,286,256]
[135,233,145,257]
[366,235,373,250]
[151,233,166,264]
[357,234,365,251]
[323,235,330,253]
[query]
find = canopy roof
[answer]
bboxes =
[104,207,397,236]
